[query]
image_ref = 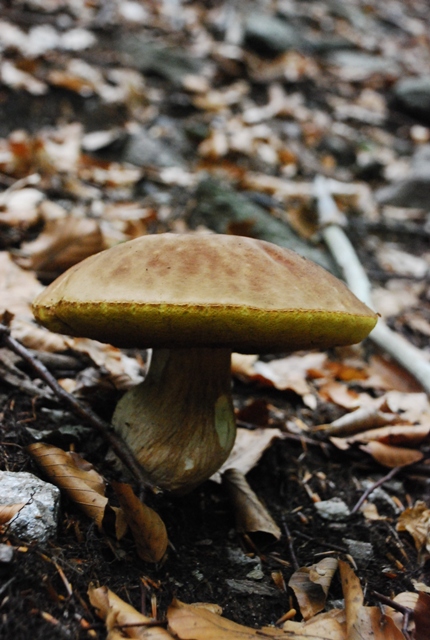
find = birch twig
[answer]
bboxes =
[314,175,430,396]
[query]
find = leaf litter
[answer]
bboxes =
[1,0,430,637]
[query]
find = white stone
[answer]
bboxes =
[0,471,60,543]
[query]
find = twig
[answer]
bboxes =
[351,466,401,514]
[0,324,153,494]
[371,590,413,640]
[281,517,300,571]
[314,175,430,396]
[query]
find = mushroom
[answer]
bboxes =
[32,233,377,493]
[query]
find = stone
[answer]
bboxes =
[393,76,430,122]
[0,471,60,543]
[314,498,351,521]
[244,14,303,56]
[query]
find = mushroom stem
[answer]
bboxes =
[112,347,236,494]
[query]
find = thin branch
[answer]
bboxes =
[351,466,401,514]
[314,175,430,396]
[0,324,154,494]
[281,517,300,571]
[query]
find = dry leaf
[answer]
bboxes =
[317,406,400,437]
[222,468,281,541]
[27,442,124,534]
[288,558,338,620]
[88,584,172,639]
[414,591,430,640]
[360,441,424,467]
[0,252,43,319]
[16,215,106,279]
[282,609,346,639]
[318,381,361,410]
[112,482,168,563]
[0,503,25,525]
[339,560,404,639]
[167,598,284,639]
[396,501,430,562]
[212,427,285,482]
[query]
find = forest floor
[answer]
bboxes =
[1,1,430,638]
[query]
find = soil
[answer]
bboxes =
[1,0,430,638]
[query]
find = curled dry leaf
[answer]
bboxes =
[16,215,106,280]
[212,427,285,482]
[282,609,346,639]
[317,405,400,437]
[167,598,284,639]
[288,558,338,621]
[112,482,168,564]
[88,584,172,639]
[396,501,430,562]
[360,441,424,467]
[0,503,26,525]
[339,560,404,640]
[27,442,125,536]
[222,468,281,542]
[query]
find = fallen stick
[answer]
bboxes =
[314,175,430,396]
[0,323,154,494]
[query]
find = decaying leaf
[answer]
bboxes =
[360,441,424,467]
[339,560,404,640]
[88,584,172,639]
[112,482,168,563]
[288,558,338,620]
[167,598,284,639]
[16,215,106,280]
[0,503,25,525]
[222,468,281,541]
[212,427,285,482]
[27,442,125,536]
[282,609,346,639]
[396,501,430,562]
[414,591,430,640]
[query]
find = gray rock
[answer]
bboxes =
[244,14,303,55]
[343,538,374,565]
[314,498,351,521]
[0,471,60,543]
[122,127,186,168]
[393,76,430,121]
[327,51,401,80]
[376,143,430,209]
[225,578,278,596]
[117,35,202,85]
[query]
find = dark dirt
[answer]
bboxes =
[1,350,429,638]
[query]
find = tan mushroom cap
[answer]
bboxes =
[32,233,377,352]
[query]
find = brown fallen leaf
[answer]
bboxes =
[335,423,430,447]
[414,591,430,640]
[288,558,338,620]
[27,442,126,536]
[339,560,404,640]
[167,598,284,639]
[16,215,106,280]
[112,482,168,563]
[317,405,401,437]
[212,426,286,482]
[222,468,281,542]
[396,501,430,563]
[282,609,346,639]
[360,441,424,467]
[88,584,172,639]
[0,503,26,525]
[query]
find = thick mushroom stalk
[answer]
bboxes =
[112,347,236,494]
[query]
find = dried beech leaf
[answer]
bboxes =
[396,501,430,562]
[27,442,112,531]
[222,468,281,541]
[318,406,400,437]
[0,503,25,525]
[282,608,346,639]
[88,584,172,639]
[212,427,285,482]
[0,252,43,319]
[112,482,168,563]
[339,560,404,640]
[17,216,105,279]
[360,441,424,467]
[167,598,285,639]
[343,424,430,447]
[288,558,338,620]
[414,591,430,640]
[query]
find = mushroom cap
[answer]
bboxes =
[32,233,377,353]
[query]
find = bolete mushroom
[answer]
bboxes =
[32,233,377,493]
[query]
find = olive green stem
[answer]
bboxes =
[112,347,236,494]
